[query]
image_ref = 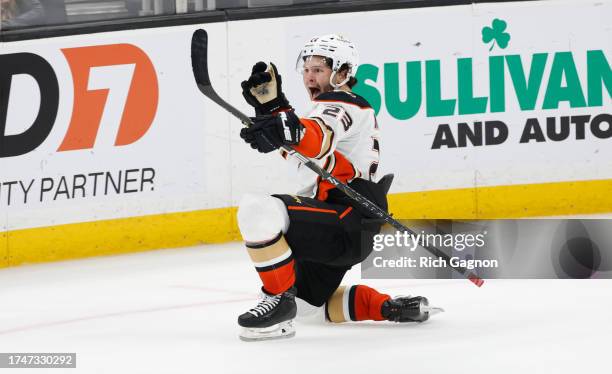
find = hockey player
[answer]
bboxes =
[236,35,435,341]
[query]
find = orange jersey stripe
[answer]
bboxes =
[294,118,325,158]
[316,151,357,201]
[294,118,333,159]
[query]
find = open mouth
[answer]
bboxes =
[308,87,321,99]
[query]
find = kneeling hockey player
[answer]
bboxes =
[237,34,437,341]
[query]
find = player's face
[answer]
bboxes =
[302,56,333,100]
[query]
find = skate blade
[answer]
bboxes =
[239,320,295,342]
[421,305,445,316]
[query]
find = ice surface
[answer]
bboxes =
[0,242,610,373]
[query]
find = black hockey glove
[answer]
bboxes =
[241,62,291,115]
[240,111,303,154]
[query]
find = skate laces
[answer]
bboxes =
[248,294,281,317]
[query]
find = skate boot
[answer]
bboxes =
[381,296,444,322]
[238,286,297,341]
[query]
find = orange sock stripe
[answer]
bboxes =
[326,285,391,323]
[353,285,390,321]
[257,259,295,295]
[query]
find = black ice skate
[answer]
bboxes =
[381,296,444,322]
[238,286,297,341]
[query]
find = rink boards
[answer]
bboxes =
[0,0,611,266]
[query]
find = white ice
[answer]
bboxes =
[0,242,610,374]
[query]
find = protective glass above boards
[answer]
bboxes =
[0,0,337,31]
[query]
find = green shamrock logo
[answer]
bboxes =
[482,18,510,51]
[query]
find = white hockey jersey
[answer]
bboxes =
[284,90,380,200]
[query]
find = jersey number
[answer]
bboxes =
[322,105,353,131]
[369,162,378,180]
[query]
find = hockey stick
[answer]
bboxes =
[190,29,484,288]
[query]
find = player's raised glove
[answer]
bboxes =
[240,111,303,153]
[241,62,291,115]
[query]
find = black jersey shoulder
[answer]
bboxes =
[314,91,372,109]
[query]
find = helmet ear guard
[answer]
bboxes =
[329,69,350,89]
[295,34,359,88]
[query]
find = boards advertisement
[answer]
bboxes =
[0,0,610,265]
